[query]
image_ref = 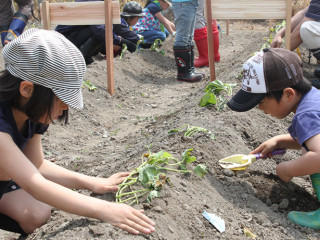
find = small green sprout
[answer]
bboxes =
[82,80,97,91]
[199,80,236,111]
[168,124,216,140]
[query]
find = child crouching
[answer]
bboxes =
[0,28,155,236]
[227,48,320,229]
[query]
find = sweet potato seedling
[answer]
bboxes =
[120,44,128,59]
[82,80,97,91]
[168,124,216,140]
[116,149,208,205]
[150,39,165,56]
[199,80,236,110]
[260,20,286,50]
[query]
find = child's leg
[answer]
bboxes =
[0,189,51,234]
[140,30,166,43]
[288,173,320,229]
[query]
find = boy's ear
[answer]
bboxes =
[283,88,295,100]
[19,81,34,99]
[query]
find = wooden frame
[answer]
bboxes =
[40,1,121,95]
[205,0,292,82]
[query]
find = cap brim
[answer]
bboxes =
[53,87,83,110]
[121,12,144,17]
[227,89,265,112]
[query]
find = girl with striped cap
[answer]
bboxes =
[0,28,155,236]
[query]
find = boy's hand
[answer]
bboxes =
[89,172,130,194]
[250,138,278,158]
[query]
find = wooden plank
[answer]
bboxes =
[205,0,292,83]
[210,0,287,19]
[45,1,120,26]
[105,0,115,95]
[285,0,292,50]
[206,0,216,82]
[41,1,51,30]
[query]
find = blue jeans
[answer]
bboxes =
[172,0,198,47]
[140,29,169,44]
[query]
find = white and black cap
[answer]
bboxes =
[227,48,303,112]
[3,28,86,110]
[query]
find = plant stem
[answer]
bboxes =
[117,188,149,198]
[118,191,150,204]
[159,167,191,173]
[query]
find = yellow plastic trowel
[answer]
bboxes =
[218,149,286,171]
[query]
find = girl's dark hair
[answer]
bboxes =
[265,77,312,102]
[0,70,68,124]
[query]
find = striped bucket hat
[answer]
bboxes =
[2,28,86,110]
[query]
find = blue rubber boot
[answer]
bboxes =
[288,173,320,229]
[5,12,28,43]
[0,25,9,47]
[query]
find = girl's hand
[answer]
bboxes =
[99,202,156,235]
[89,172,130,194]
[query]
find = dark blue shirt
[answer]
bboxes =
[113,18,140,45]
[306,0,320,20]
[0,101,48,151]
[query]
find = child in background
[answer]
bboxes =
[172,0,204,82]
[0,28,155,236]
[56,0,143,64]
[227,48,320,229]
[111,1,144,56]
[0,0,33,46]
[132,0,175,46]
[193,0,220,67]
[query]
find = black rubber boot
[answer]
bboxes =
[0,25,9,47]
[173,45,203,82]
[189,43,205,77]
[79,37,103,65]
[5,12,28,43]
[314,68,320,78]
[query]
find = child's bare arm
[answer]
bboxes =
[23,135,130,193]
[250,134,300,157]
[154,12,175,35]
[0,132,155,234]
[276,133,320,182]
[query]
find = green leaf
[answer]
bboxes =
[199,92,217,107]
[120,44,128,59]
[82,80,97,91]
[194,164,208,178]
[168,129,179,135]
[138,164,161,186]
[200,80,236,110]
[148,151,172,165]
[180,163,187,171]
[181,148,197,165]
[147,190,159,203]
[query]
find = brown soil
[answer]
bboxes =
[1,19,320,240]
